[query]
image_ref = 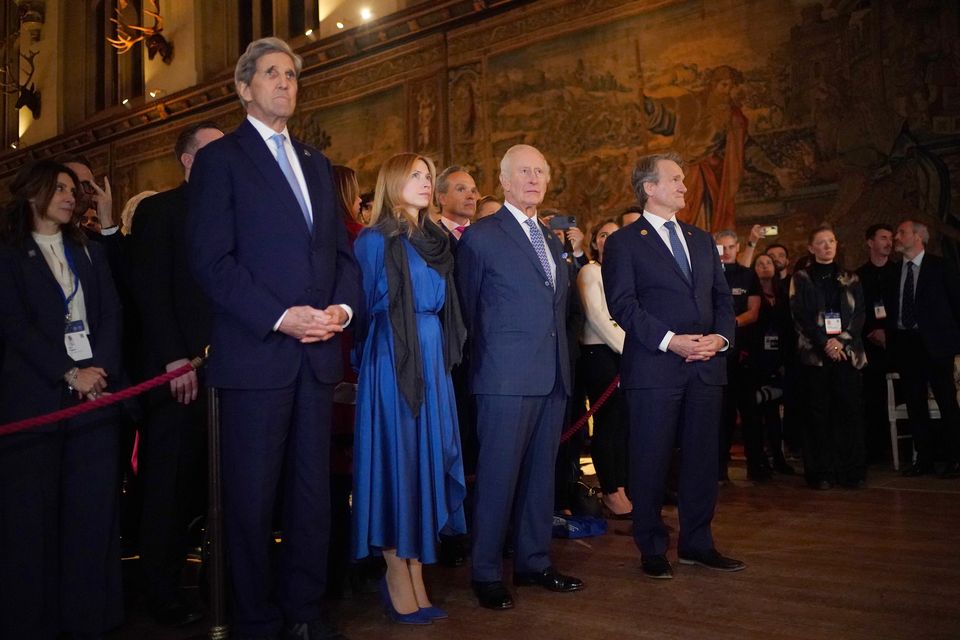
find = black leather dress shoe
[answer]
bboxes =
[472,581,514,610]
[641,555,673,579]
[678,548,746,572]
[513,567,584,592]
[902,461,934,477]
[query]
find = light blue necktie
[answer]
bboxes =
[663,220,691,281]
[270,133,312,233]
[525,217,554,289]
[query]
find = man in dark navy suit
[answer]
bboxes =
[890,219,960,478]
[456,144,584,610]
[131,121,223,627]
[602,151,743,580]
[188,37,360,640]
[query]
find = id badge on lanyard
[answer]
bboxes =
[61,247,93,361]
[874,302,887,319]
[824,311,842,336]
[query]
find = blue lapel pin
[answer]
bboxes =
[303,149,311,157]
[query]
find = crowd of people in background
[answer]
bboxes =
[1,35,959,640]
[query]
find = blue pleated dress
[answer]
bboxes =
[351,228,467,564]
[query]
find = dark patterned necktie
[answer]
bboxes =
[901,261,917,329]
[525,217,554,289]
[664,220,692,281]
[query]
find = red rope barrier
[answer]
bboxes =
[559,374,620,444]
[0,356,205,437]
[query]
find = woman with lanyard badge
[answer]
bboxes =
[0,160,124,639]
[789,224,867,490]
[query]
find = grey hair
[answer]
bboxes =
[911,220,930,244]
[234,37,303,107]
[436,165,463,195]
[631,151,684,206]
[715,229,738,243]
[499,144,550,180]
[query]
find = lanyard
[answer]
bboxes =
[60,244,80,321]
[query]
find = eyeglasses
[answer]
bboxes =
[80,181,96,195]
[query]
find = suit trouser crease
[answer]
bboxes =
[221,366,332,636]
[625,369,721,557]
[471,383,566,582]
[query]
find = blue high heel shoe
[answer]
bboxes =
[379,578,431,625]
[418,605,448,620]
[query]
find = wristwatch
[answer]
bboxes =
[64,366,79,391]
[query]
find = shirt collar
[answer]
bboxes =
[642,210,678,231]
[504,200,537,227]
[247,114,290,146]
[904,250,925,269]
[439,216,468,232]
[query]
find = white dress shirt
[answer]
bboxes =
[32,231,88,325]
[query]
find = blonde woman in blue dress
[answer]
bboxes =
[352,153,467,624]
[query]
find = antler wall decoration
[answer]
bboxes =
[0,49,40,119]
[107,0,173,64]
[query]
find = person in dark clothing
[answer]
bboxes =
[716,229,768,481]
[790,225,867,489]
[856,223,898,464]
[753,254,795,474]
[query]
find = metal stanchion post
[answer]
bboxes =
[207,386,228,640]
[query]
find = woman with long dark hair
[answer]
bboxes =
[352,153,467,624]
[790,225,867,489]
[0,160,124,638]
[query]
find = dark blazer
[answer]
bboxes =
[131,183,212,376]
[187,119,362,389]
[455,207,571,396]
[0,237,122,425]
[789,266,867,369]
[602,215,734,388]
[889,252,960,358]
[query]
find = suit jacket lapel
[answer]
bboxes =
[679,221,701,288]
[65,240,98,329]
[544,223,567,298]
[24,238,64,307]
[636,218,692,287]
[234,120,311,235]
[495,208,552,282]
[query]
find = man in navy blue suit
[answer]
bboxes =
[188,37,360,640]
[602,151,744,579]
[456,144,584,610]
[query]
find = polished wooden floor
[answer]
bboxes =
[112,466,960,640]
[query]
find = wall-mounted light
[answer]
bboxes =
[360,7,372,21]
[9,141,17,149]
[335,21,345,29]
[304,28,316,41]
[148,88,166,99]
[121,97,131,108]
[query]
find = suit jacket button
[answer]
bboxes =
[550,331,556,337]
[545,280,550,287]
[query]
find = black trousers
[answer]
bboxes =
[138,389,207,607]
[861,342,892,464]
[720,355,765,475]
[578,344,629,494]
[893,330,960,466]
[0,413,122,639]
[802,362,866,485]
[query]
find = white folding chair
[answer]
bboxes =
[886,372,940,470]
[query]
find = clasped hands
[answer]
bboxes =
[67,366,110,402]
[823,337,847,362]
[668,334,726,362]
[279,305,347,343]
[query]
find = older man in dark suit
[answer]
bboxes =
[891,219,960,478]
[130,120,222,627]
[603,151,743,580]
[456,144,583,611]
[188,37,361,640]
